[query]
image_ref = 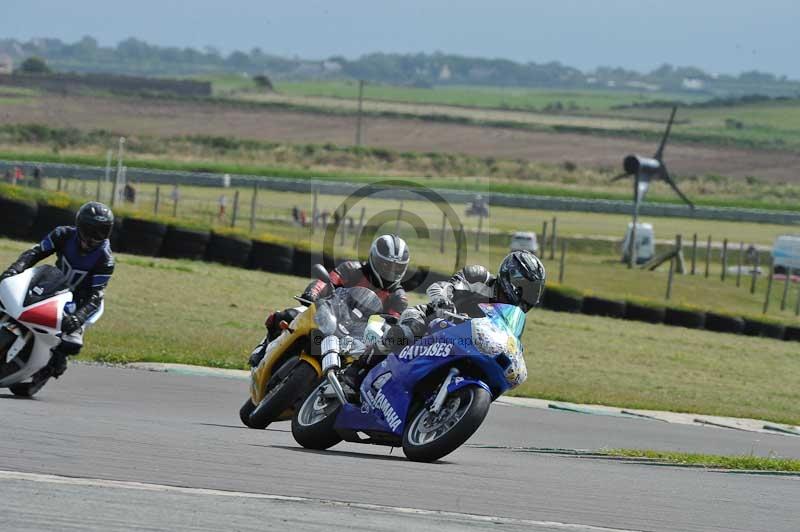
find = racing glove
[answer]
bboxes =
[429,295,455,318]
[0,266,20,282]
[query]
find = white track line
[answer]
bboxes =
[0,469,646,532]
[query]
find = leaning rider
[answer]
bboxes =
[341,250,547,395]
[250,234,411,367]
[0,202,115,380]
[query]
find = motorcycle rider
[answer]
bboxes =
[250,234,411,367]
[383,250,546,352]
[0,202,115,379]
[340,250,546,394]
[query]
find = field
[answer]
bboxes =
[1,236,798,425]
[2,91,800,186]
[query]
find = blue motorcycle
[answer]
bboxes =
[291,289,528,462]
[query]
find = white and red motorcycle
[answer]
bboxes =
[0,265,86,397]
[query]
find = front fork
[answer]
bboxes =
[430,367,460,414]
[321,335,350,406]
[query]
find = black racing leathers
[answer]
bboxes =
[385,265,498,350]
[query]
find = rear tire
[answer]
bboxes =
[248,359,318,429]
[291,385,342,450]
[9,378,49,398]
[402,385,491,463]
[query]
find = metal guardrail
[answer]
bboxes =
[3,159,800,226]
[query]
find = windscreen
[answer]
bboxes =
[23,265,70,307]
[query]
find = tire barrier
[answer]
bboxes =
[291,248,324,279]
[742,319,764,337]
[582,296,627,319]
[0,196,37,240]
[664,308,706,330]
[205,232,253,267]
[161,226,211,261]
[704,312,746,335]
[784,326,800,342]
[249,240,295,274]
[119,218,167,256]
[624,302,666,324]
[31,204,76,242]
[542,288,583,313]
[760,322,786,340]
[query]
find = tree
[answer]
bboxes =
[18,56,51,74]
[253,74,274,91]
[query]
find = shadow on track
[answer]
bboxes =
[254,444,447,464]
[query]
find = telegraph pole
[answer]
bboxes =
[355,80,365,147]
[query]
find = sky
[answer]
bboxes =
[4,0,798,78]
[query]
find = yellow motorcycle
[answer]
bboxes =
[239,265,382,429]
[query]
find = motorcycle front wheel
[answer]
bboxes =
[9,377,49,398]
[248,358,318,429]
[291,385,342,450]
[402,385,491,463]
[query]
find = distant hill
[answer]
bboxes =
[2,36,799,98]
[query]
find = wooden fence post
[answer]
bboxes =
[665,256,675,300]
[57,176,63,192]
[541,221,548,257]
[439,211,446,254]
[795,279,800,317]
[781,268,793,311]
[736,241,743,287]
[340,208,348,246]
[154,186,160,216]
[394,201,403,235]
[704,235,712,278]
[475,211,483,252]
[549,216,557,260]
[720,238,728,281]
[353,207,366,251]
[172,186,179,218]
[750,252,760,294]
[311,188,319,235]
[249,184,258,233]
[455,224,465,267]
[763,259,775,313]
[230,189,240,228]
[690,233,697,275]
[558,240,567,283]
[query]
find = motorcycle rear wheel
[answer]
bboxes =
[402,385,491,463]
[9,378,49,398]
[248,358,318,429]
[291,385,342,450]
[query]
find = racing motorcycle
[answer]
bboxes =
[240,265,382,429]
[0,265,83,397]
[291,298,528,462]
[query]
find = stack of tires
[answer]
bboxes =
[119,218,167,256]
[250,239,295,274]
[161,226,211,261]
[0,196,37,240]
[541,286,583,313]
[205,232,253,267]
[31,203,77,242]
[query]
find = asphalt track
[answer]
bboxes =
[2,364,798,532]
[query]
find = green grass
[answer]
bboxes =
[275,81,703,113]
[2,237,800,424]
[605,449,800,471]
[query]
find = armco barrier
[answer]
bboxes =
[4,160,800,225]
[0,187,797,344]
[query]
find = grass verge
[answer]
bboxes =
[1,238,799,425]
[605,449,800,472]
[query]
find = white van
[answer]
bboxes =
[772,235,800,273]
[621,222,655,264]
[510,232,539,255]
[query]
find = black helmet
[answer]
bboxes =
[76,202,114,249]
[497,251,546,313]
[368,234,410,289]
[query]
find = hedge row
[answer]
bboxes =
[0,194,441,292]
[541,285,800,343]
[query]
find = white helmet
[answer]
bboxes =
[369,234,410,288]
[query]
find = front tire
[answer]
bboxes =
[239,398,258,428]
[402,385,491,463]
[291,385,342,450]
[248,358,318,429]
